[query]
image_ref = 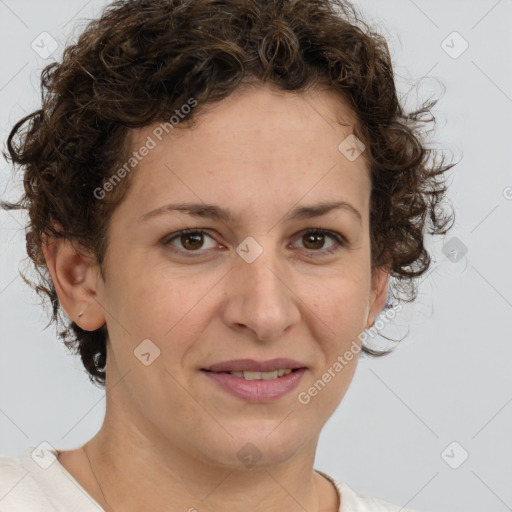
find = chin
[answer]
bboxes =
[197,424,314,470]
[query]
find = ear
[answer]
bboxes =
[41,231,106,331]
[366,264,391,329]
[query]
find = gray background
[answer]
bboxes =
[1,1,511,511]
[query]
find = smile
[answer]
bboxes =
[218,369,294,379]
[201,367,306,402]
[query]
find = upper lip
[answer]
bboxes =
[203,358,307,372]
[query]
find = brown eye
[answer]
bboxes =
[181,232,204,250]
[302,232,327,250]
[293,229,345,256]
[163,228,344,258]
[164,229,218,253]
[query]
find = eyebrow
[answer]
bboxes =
[139,200,362,225]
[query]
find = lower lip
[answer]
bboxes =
[202,369,306,402]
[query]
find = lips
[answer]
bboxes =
[201,358,307,402]
[203,368,307,402]
[202,358,306,373]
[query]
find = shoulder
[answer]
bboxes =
[317,470,418,512]
[0,450,43,511]
[0,441,103,512]
[0,452,27,487]
[0,445,102,512]
[334,479,418,512]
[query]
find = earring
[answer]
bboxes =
[77,310,84,318]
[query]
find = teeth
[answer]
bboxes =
[227,369,294,380]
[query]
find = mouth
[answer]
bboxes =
[202,358,306,374]
[201,368,302,380]
[201,359,307,402]
[203,368,305,380]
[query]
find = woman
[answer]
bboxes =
[0,0,455,510]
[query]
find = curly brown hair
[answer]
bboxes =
[2,0,456,388]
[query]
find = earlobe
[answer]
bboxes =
[41,232,106,331]
[366,265,391,329]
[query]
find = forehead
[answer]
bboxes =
[120,84,370,222]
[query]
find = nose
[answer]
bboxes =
[221,246,301,341]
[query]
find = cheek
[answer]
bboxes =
[111,262,194,322]
[305,271,371,340]
[118,272,216,365]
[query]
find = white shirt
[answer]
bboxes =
[0,446,418,511]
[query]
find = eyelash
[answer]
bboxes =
[162,228,346,257]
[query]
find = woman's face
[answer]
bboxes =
[92,83,388,468]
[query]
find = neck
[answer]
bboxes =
[80,413,338,512]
